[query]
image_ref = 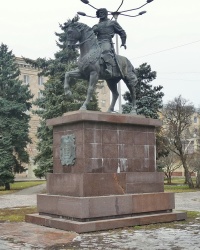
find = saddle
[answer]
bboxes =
[100,51,119,78]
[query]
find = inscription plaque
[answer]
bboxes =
[60,134,76,166]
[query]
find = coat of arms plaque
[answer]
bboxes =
[60,134,76,166]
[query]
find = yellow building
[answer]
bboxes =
[16,57,110,178]
[16,57,46,178]
[96,80,110,112]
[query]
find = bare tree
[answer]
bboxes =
[162,96,195,188]
[156,127,170,159]
[157,151,182,184]
[188,150,200,188]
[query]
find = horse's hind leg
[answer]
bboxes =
[64,69,81,97]
[106,79,119,113]
[124,74,137,114]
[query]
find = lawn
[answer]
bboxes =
[0,206,37,222]
[0,181,46,195]
[164,177,200,193]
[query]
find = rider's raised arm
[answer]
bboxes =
[113,21,127,49]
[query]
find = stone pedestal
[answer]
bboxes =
[26,111,186,233]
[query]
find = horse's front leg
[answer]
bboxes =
[64,69,81,97]
[80,71,99,110]
[106,79,119,113]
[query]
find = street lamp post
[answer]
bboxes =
[78,0,154,113]
[112,12,122,113]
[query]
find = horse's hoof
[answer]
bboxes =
[107,109,112,113]
[65,90,72,97]
[79,106,87,111]
[130,109,137,115]
[107,108,114,113]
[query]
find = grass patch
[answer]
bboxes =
[187,210,200,219]
[0,206,37,222]
[164,177,200,193]
[164,177,196,184]
[0,181,46,195]
[164,185,200,193]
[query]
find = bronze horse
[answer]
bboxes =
[64,17,137,113]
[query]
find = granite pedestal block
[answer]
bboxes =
[47,172,164,197]
[26,111,186,232]
[49,111,160,174]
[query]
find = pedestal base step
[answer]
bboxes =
[26,211,186,233]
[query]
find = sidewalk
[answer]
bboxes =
[0,184,46,209]
[175,191,200,212]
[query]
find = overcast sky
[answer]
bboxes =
[1,0,200,107]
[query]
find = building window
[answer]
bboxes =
[194,116,198,123]
[38,76,43,86]
[23,75,29,85]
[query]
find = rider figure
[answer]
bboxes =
[92,8,127,77]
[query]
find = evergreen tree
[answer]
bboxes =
[0,44,33,190]
[122,63,164,119]
[24,22,100,178]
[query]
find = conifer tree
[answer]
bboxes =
[122,63,164,119]
[0,44,32,190]
[25,22,99,178]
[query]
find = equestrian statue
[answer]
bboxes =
[64,8,138,114]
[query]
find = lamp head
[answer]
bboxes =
[139,11,147,15]
[77,11,86,16]
[80,0,89,4]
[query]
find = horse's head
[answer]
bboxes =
[66,24,81,50]
[64,15,95,51]
[64,16,81,51]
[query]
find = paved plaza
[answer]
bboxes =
[0,185,200,249]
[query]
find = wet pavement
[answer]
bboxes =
[0,222,77,250]
[0,186,200,249]
[65,221,200,250]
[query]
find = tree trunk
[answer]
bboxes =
[168,172,172,184]
[184,168,194,188]
[5,183,10,190]
[184,170,187,184]
[181,158,194,188]
[196,171,200,188]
